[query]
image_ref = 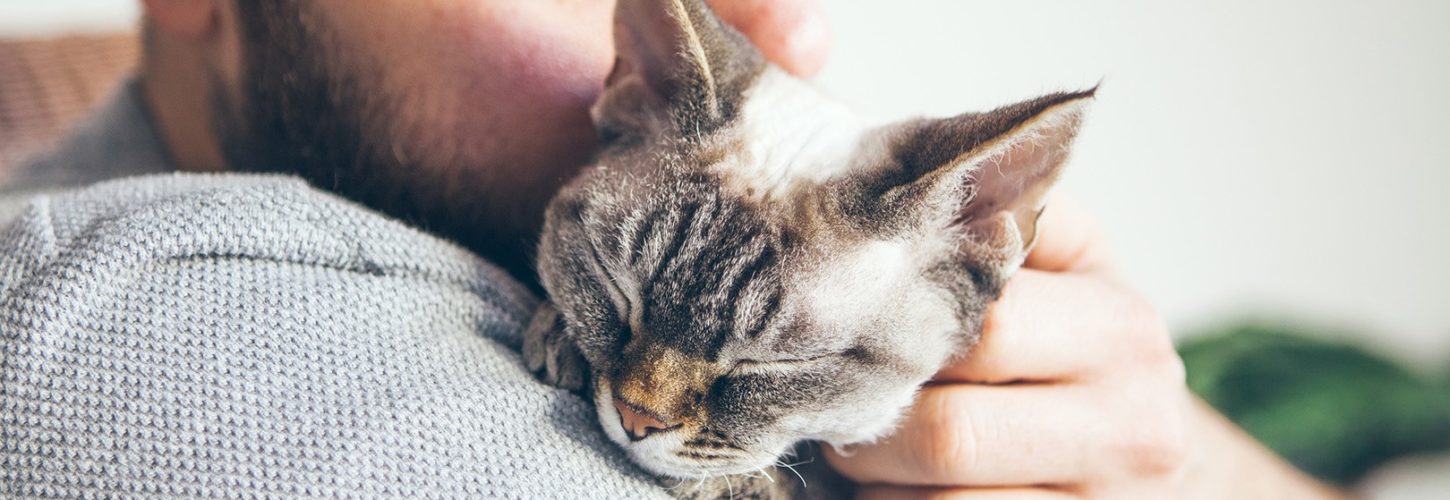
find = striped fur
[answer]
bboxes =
[522,0,1093,497]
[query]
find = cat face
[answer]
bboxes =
[539,166,966,477]
[533,0,1091,479]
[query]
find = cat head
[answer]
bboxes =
[534,0,1092,479]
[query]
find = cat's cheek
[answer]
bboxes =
[810,380,926,448]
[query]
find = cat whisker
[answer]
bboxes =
[776,456,815,468]
[776,459,808,488]
[663,477,695,492]
[755,466,775,483]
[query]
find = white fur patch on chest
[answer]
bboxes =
[715,69,878,199]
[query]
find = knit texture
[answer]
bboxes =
[0,173,668,498]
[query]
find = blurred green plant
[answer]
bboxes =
[1179,321,1450,485]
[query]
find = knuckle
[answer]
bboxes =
[913,392,977,481]
[1115,405,1190,477]
[1117,291,1182,379]
[1131,436,1190,477]
[1134,333,1185,381]
[1122,293,1168,339]
[1153,349,1188,385]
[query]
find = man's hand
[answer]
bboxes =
[826,196,1342,499]
[707,0,831,77]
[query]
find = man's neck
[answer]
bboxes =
[140,27,228,173]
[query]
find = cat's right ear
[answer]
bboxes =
[592,0,765,144]
[830,89,1094,270]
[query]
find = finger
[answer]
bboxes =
[1025,193,1112,274]
[858,486,1077,500]
[827,384,1102,487]
[934,270,1171,383]
[707,0,831,77]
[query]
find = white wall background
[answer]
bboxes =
[0,1,138,36]
[2,1,1446,365]
[815,0,1450,367]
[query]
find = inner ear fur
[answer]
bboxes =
[832,89,1094,260]
[592,0,765,144]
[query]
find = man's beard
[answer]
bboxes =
[215,1,552,286]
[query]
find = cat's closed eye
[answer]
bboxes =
[728,354,837,376]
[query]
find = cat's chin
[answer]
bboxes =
[608,423,782,479]
[592,387,787,479]
[627,449,785,480]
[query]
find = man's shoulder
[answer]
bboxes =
[0,173,666,497]
[2,172,538,343]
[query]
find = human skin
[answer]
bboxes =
[138,1,1340,498]
[142,0,830,276]
[833,195,1345,499]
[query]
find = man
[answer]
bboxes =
[1,0,1339,497]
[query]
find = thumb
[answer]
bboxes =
[707,0,832,77]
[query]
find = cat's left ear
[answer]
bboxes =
[836,89,1094,265]
[592,0,765,144]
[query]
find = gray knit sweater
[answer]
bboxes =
[0,83,667,498]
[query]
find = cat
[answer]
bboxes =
[522,0,1092,498]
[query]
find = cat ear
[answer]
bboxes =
[592,0,764,143]
[836,89,1094,264]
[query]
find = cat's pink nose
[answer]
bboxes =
[613,397,676,441]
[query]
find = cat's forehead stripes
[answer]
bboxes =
[533,0,1096,482]
[605,183,787,358]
